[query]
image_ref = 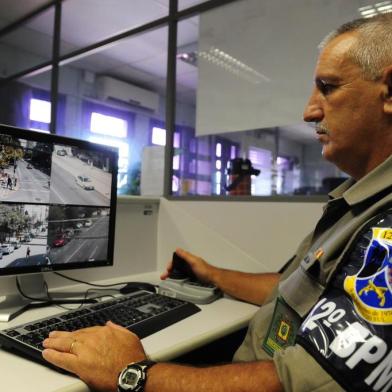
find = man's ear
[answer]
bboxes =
[382,66,392,114]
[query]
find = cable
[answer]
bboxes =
[54,271,131,289]
[15,276,97,306]
[16,276,51,303]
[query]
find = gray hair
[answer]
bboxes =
[320,13,392,80]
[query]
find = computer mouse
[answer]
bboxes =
[119,282,157,294]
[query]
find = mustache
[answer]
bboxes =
[315,124,330,135]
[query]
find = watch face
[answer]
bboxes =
[119,366,144,391]
[123,369,139,388]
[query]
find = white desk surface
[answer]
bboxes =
[0,272,258,392]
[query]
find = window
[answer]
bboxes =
[29,98,51,133]
[151,127,166,146]
[248,147,272,196]
[214,137,239,195]
[90,113,128,138]
[83,105,133,193]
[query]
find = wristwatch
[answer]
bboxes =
[117,360,156,392]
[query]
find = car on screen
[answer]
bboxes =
[1,244,14,254]
[75,175,95,190]
[10,240,20,249]
[26,163,32,169]
[84,219,92,227]
[53,235,66,247]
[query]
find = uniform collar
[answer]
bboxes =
[328,154,392,206]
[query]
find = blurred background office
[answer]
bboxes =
[1,0,384,199]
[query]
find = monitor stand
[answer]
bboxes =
[0,273,114,322]
[0,274,48,322]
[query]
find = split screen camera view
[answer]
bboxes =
[0,133,115,269]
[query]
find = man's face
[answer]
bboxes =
[303,32,388,179]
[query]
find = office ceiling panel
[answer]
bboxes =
[60,0,169,55]
[0,0,50,24]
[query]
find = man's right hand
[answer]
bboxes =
[160,248,218,285]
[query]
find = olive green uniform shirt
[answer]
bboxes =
[233,154,392,391]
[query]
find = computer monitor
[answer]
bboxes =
[0,124,118,321]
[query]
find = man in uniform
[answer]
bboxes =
[42,13,392,392]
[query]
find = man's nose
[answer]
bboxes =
[303,91,323,123]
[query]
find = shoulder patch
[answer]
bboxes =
[344,227,392,325]
[296,210,392,392]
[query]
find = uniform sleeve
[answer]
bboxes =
[273,345,344,392]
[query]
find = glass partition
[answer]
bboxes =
[57,26,168,195]
[0,0,372,198]
[60,0,169,56]
[0,7,54,77]
[172,1,360,196]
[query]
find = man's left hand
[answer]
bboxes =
[42,321,146,392]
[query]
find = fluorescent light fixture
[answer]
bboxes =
[359,1,392,17]
[29,98,51,123]
[177,46,270,84]
[90,112,128,138]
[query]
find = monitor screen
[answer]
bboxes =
[0,125,118,276]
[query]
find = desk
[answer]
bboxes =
[0,273,258,392]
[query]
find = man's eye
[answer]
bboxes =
[316,80,337,95]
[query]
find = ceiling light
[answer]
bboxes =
[177,47,270,85]
[359,1,392,17]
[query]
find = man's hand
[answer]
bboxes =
[160,248,218,284]
[42,321,146,392]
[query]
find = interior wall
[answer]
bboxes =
[157,198,324,273]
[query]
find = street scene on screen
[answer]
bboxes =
[49,145,112,207]
[0,135,52,204]
[0,203,110,269]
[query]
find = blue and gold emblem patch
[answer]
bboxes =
[344,227,392,325]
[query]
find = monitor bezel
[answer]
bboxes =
[0,124,118,276]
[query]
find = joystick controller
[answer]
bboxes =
[169,252,196,280]
[157,252,222,304]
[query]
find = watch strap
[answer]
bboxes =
[137,359,157,371]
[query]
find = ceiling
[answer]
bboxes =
[0,0,201,102]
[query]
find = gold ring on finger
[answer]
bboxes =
[69,340,77,354]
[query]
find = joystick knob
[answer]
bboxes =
[169,252,195,280]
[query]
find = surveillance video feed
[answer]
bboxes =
[49,145,112,207]
[0,204,49,268]
[0,134,52,204]
[47,205,110,265]
[0,129,116,272]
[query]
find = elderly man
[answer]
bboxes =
[43,13,392,392]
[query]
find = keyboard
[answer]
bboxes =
[0,290,200,366]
